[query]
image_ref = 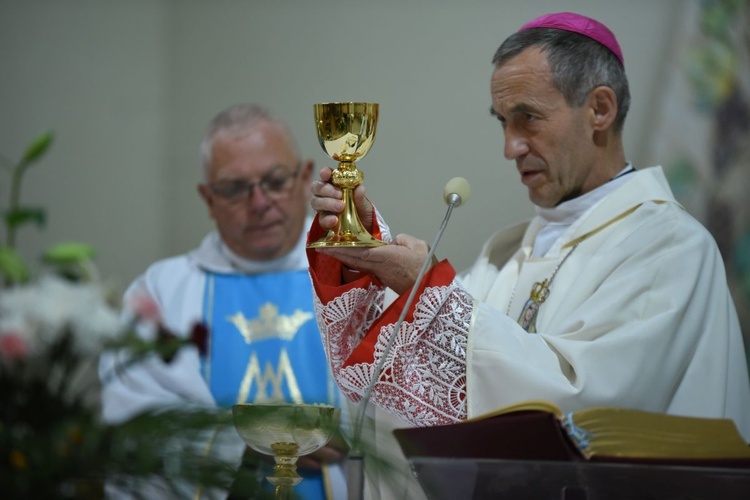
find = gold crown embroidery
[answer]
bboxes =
[530,279,551,304]
[227,302,313,343]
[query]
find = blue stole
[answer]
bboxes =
[202,269,338,499]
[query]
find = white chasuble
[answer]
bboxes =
[307,166,750,500]
[309,165,750,436]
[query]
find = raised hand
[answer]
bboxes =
[310,167,374,233]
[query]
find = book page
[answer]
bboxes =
[572,407,750,459]
[464,400,563,423]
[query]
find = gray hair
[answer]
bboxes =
[199,103,300,179]
[492,29,630,133]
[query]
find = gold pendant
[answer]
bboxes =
[517,279,550,333]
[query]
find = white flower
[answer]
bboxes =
[0,274,123,356]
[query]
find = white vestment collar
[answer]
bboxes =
[187,215,313,274]
[532,164,635,257]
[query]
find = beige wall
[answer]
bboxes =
[0,0,681,288]
[0,0,170,291]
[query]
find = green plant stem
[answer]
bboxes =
[7,160,25,248]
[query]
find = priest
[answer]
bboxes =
[307,12,750,500]
[101,103,347,499]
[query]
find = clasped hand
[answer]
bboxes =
[311,167,433,295]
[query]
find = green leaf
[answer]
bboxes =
[42,242,96,265]
[20,131,54,166]
[0,245,30,283]
[5,207,46,230]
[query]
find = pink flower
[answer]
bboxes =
[0,333,29,361]
[130,293,162,324]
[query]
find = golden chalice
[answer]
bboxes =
[231,403,341,499]
[308,102,386,248]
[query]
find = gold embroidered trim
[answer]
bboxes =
[561,200,667,249]
[204,273,215,385]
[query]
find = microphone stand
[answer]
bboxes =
[348,192,465,500]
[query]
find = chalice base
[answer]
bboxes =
[307,231,387,248]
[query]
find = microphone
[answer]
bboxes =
[444,176,471,208]
[348,177,470,500]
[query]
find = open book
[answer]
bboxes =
[393,400,750,468]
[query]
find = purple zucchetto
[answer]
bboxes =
[519,12,624,65]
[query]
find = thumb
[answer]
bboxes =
[392,233,430,253]
[352,184,374,232]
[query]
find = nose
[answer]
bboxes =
[503,128,529,161]
[248,183,271,211]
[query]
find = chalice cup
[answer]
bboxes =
[231,403,341,500]
[308,102,386,248]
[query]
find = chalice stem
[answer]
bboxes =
[273,484,296,500]
[338,186,366,240]
[268,448,302,500]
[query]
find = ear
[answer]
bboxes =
[300,159,314,181]
[588,86,618,131]
[197,183,217,219]
[299,159,314,197]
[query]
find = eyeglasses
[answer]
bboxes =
[209,164,301,203]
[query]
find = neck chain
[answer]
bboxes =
[507,244,579,333]
[506,201,652,332]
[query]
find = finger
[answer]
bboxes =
[317,166,334,183]
[317,213,341,230]
[311,193,345,215]
[311,176,345,229]
[317,247,388,266]
[393,233,429,252]
[352,185,374,226]
[315,248,367,269]
[309,445,345,463]
[311,178,342,200]
[352,184,367,206]
[296,455,322,471]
